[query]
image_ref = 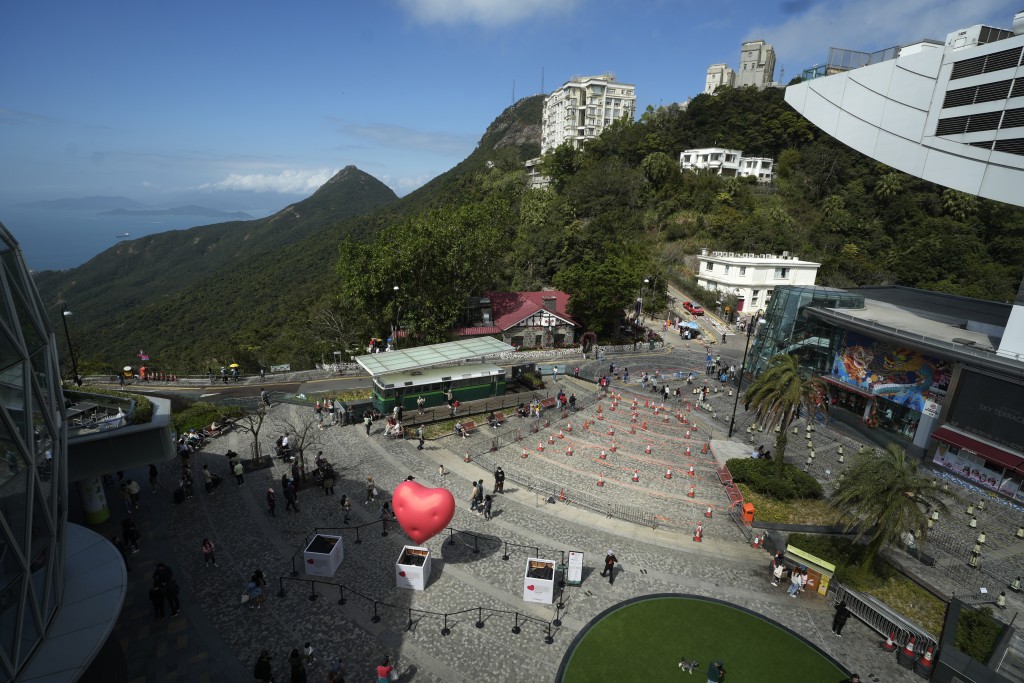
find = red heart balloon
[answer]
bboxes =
[527,585,535,591]
[392,481,456,545]
[399,570,407,577]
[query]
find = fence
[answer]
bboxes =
[831,582,939,655]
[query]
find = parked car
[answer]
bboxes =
[683,301,705,316]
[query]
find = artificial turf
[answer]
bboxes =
[559,595,848,682]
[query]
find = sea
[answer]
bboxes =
[0,206,257,272]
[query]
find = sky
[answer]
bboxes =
[1,0,1019,213]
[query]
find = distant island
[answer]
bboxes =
[14,196,145,211]
[98,205,254,220]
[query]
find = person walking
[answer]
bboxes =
[315,401,324,430]
[417,395,425,414]
[327,398,336,425]
[112,536,132,572]
[416,425,425,450]
[121,517,140,554]
[832,600,851,636]
[568,393,576,412]
[289,648,307,683]
[202,464,214,494]
[266,487,277,516]
[601,550,618,585]
[233,461,245,486]
[493,466,505,494]
[469,480,480,512]
[149,463,163,493]
[284,481,300,513]
[201,538,218,567]
[380,502,395,532]
[261,387,271,407]
[244,578,263,609]
[365,477,377,505]
[340,495,351,524]
[707,660,726,683]
[483,494,493,520]
[149,582,166,622]
[321,465,335,495]
[787,567,803,597]
[364,412,373,436]
[375,655,394,683]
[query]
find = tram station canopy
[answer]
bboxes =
[355,338,515,376]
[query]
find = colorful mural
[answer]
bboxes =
[829,331,951,412]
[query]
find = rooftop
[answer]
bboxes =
[354,337,515,377]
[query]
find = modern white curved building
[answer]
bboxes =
[785,12,1024,208]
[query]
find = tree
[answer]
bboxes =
[272,411,326,483]
[831,444,956,569]
[233,399,270,464]
[742,354,828,478]
[640,152,678,191]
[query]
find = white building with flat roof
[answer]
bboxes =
[737,39,777,89]
[679,148,775,183]
[705,63,735,94]
[541,74,636,154]
[696,248,820,313]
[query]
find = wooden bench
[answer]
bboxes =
[457,420,477,437]
[491,412,506,426]
[539,397,557,410]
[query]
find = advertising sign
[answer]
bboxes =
[566,551,584,586]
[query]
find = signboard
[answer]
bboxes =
[270,364,291,373]
[566,551,584,586]
[923,400,941,419]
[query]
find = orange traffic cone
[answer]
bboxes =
[549,434,555,444]
[566,422,572,432]
[701,441,708,454]
[752,534,761,549]
[881,631,897,652]
[521,448,528,459]
[645,399,649,407]
[693,523,703,542]
[558,429,564,440]
[914,645,935,675]
[665,468,672,479]
[583,419,589,430]
[600,449,607,460]
[537,441,544,452]
[559,488,566,502]
[464,450,471,463]
[611,442,618,452]
[645,444,652,454]
[704,505,713,518]
[685,445,692,457]
[654,406,659,415]
[631,470,639,482]
[566,446,573,456]
[897,636,918,667]
[687,484,695,498]
[642,421,648,430]
[630,425,636,434]
[597,476,604,487]
[687,465,695,476]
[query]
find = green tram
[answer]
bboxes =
[371,363,506,414]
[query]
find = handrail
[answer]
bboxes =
[830,581,939,655]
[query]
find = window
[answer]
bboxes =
[724,265,731,275]
[766,290,773,300]
[705,262,713,271]
[739,267,746,276]
[774,268,789,279]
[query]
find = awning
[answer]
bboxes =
[931,425,1024,474]
[821,376,873,398]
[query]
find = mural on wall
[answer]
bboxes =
[830,331,951,412]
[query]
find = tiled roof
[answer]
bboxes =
[488,291,577,330]
[454,326,503,336]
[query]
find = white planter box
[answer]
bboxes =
[303,534,344,576]
[395,546,432,591]
[523,558,556,604]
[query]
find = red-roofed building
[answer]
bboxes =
[456,290,579,349]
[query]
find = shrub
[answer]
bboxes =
[956,606,1004,663]
[726,458,823,500]
[173,402,243,434]
[517,372,544,390]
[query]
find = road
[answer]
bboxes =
[665,283,749,367]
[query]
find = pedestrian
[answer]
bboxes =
[315,400,324,430]
[322,466,335,495]
[707,660,725,683]
[121,517,140,554]
[366,477,377,504]
[253,650,274,682]
[380,502,395,531]
[329,656,344,682]
[568,393,576,412]
[260,367,266,381]
[153,562,173,588]
[832,600,851,636]
[483,494,493,520]
[340,494,351,524]
[452,399,459,416]
[469,480,480,511]
[244,579,262,609]
[288,648,307,683]
[302,642,316,667]
[416,425,425,450]
[261,387,271,407]
[233,460,245,485]
[119,482,133,514]
[437,464,446,479]
[771,561,785,587]
[165,577,181,616]
[417,395,425,414]
[840,675,861,683]
[201,538,218,567]
[364,412,373,436]
[112,535,132,572]
[493,466,505,494]
[328,398,336,425]
[266,487,277,516]
[788,567,803,597]
[375,655,394,683]
[284,481,300,512]
[203,464,214,494]
[149,582,166,622]
[149,463,163,493]
[551,365,558,382]
[601,550,618,584]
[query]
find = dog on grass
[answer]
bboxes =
[678,657,699,674]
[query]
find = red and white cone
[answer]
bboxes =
[600,449,607,460]
[752,534,761,549]
[642,421,648,430]
[608,427,615,436]
[693,523,703,542]
[914,645,935,675]
[685,445,692,457]
[537,441,544,452]
[881,631,897,652]
[631,470,639,482]
[559,429,565,440]
[645,444,652,454]
[521,448,528,459]
[687,484,695,498]
[611,442,618,452]
[665,468,672,479]
[548,434,555,444]
[685,429,691,439]
[565,446,573,456]
[464,450,471,463]
[701,441,708,454]
[897,636,918,667]
[687,465,695,476]
[566,422,573,432]
[704,505,713,518]
[596,476,604,487]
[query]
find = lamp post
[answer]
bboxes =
[728,311,764,438]
[390,285,400,350]
[60,305,80,383]
[634,277,650,347]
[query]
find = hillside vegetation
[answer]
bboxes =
[33,87,1024,373]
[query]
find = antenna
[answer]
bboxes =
[779,65,785,83]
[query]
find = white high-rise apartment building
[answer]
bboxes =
[540,74,636,154]
[737,40,777,88]
[705,63,735,94]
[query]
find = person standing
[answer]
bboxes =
[469,481,480,512]
[452,399,459,416]
[112,536,132,572]
[121,517,140,554]
[202,464,214,494]
[266,488,277,516]
[375,655,394,683]
[568,393,576,412]
[322,466,335,495]
[261,387,271,407]
[253,650,274,682]
[832,600,851,636]
[601,550,618,584]
[416,425,425,450]
[315,401,324,430]
[149,463,163,493]
[380,502,395,532]
[707,660,725,683]
[551,365,558,382]
[366,477,377,505]
[364,412,373,436]
[788,567,803,597]
[340,495,351,524]
[233,460,245,486]
[483,494,493,520]
[201,538,218,567]
[328,398,336,425]
[493,466,505,494]
[417,395,425,414]
[284,481,300,513]
[149,582,166,622]
[260,367,266,381]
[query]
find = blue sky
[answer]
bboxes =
[1,0,1018,213]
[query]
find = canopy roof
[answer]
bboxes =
[355,338,515,376]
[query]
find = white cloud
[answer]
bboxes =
[398,0,578,27]
[200,168,336,194]
[749,0,1017,70]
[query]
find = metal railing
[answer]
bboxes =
[831,582,939,654]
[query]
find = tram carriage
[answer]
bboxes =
[371,363,506,414]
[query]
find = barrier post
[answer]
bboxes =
[308,581,318,602]
[476,607,485,629]
[337,585,346,605]
[441,614,451,636]
[512,613,522,634]
[278,577,286,598]
[371,601,381,623]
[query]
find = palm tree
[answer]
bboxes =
[831,444,955,569]
[743,353,828,477]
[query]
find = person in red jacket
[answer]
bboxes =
[375,655,394,682]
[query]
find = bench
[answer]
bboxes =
[539,398,557,410]
[491,412,506,427]
[455,420,478,437]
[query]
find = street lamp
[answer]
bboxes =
[634,278,650,347]
[60,305,81,384]
[728,310,765,438]
[390,285,400,350]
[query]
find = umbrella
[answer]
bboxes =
[229,363,240,368]
[123,366,132,372]
[679,322,701,330]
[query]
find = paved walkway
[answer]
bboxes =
[75,341,1024,682]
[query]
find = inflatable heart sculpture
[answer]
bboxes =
[392,481,456,545]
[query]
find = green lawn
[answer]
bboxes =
[559,595,848,682]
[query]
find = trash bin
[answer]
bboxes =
[741,503,755,524]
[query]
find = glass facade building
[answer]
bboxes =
[0,222,67,679]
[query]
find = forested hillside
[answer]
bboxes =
[37,86,1024,374]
